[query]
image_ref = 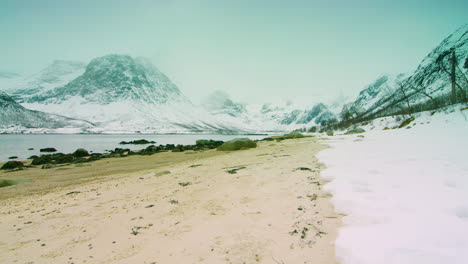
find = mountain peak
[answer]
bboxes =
[17,54,184,104]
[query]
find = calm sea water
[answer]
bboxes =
[0,134,268,162]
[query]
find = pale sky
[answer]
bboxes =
[0,0,467,104]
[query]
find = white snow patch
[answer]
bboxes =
[318,106,468,264]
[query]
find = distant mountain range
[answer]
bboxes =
[1,24,466,133]
[0,54,337,133]
[200,90,339,130]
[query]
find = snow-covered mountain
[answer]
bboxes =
[344,24,467,121]
[17,55,184,105]
[0,90,93,132]
[201,90,338,131]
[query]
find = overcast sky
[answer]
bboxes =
[0,0,466,104]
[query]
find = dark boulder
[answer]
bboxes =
[217,138,257,151]
[73,148,89,157]
[40,148,57,152]
[120,139,156,145]
[1,161,24,170]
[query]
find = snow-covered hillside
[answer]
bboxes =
[344,24,467,121]
[0,90,94,133]
[319,105,468,264]
[343,73,407,117]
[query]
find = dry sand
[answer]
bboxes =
[0,137,341,264]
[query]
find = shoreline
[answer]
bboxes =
[0,137,340,263]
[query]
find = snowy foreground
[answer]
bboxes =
[318,107,468,264]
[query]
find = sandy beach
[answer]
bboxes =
[0,137,340,264]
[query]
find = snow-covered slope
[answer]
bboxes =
[344,24,467,121]
[0,90,94,133]
[318,105,468,264]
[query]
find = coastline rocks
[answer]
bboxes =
[87,153,103,161]
[172,145,185,152]
[1,161,24,170]
[8,156,18,159]
[32,153,75,165]
[6,138,229,168]
[144,145,161,152]
[195,139,224,150]
[217,138,257,151]
[55,154,75,164]
[165,144,175,150]
[32,155,53,165]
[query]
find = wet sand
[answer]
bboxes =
[0,137,340,264]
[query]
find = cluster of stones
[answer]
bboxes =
[1,140,226,169]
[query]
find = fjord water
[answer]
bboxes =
[0,134,267,162]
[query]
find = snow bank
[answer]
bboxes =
[318,107,468,264]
